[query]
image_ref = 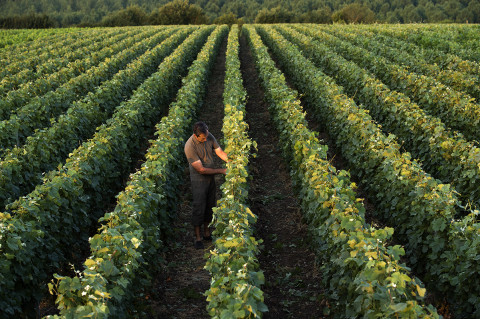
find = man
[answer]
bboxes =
[184,121,228,249]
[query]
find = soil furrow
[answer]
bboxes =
[144,36,227,319]
[239,33,327,319]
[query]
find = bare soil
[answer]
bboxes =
[143,37,227,319]
[239,34,328,318]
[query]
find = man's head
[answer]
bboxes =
[193,121,209,142]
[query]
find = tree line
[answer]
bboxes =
[0,0,479,28]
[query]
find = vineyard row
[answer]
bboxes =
[0,24,479,318]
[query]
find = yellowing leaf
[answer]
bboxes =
[365,251,378,260]
[96,247,109,254]
[131,237,141,249]
[85,259,96,267]
[416,285,426,298]
[348,239,356,248]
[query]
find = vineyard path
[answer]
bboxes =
[144,30,329,318]
[146,33,227,319]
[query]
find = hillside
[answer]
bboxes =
[0,0,479,27]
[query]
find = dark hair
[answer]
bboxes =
[193,121,208,136]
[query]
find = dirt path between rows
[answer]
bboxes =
[239,34,327,318]
[145,36,227,319]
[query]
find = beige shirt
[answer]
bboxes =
[184,132,220,179]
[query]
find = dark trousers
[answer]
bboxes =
[191,175,216,226]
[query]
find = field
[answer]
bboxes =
[0,23,479,318]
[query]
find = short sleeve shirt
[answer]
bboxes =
[184,132,220,178]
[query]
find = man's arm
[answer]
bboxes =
[214,147,228,162]
[191,160,226,175]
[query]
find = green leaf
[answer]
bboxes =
[390,302,407,312]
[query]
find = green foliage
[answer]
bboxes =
[0,12,56,28]
[0,28,131,101]
[0,28,168,154]
[329,27,480,141]
[255,6,295,23]
[149,0,207,25]
[205,25,266,319]
[0,0,478,26]
[0,29,148,129]
[47,25,227,318]
[245,24,440,318]
[1,22,479,318]
[100,5,148,27]
[0,28,188,212]
[332,3,376,23]
[0,28,108,85]
[257,24,480,317]
[291,25,480,209]
[332,26,480,102]
[213,12,244,26]
[377,24,480,61]
[0,26,213,317]
[0,28,76,48]
[296,8,332,23]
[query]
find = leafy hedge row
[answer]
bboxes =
[256,25,480,317]
[0,27,191,211]
[408,24,480,46]
[0,29,137,120]
[247,25,439,318]
[300,26,480,145]
[205,25,266,319]
[46,25,227,319]
[326,26,480,102]
[0,28,104,78]
[0,26,213,318]
[360,24,480,77]
[0,28,139,113]
[280,26,480,210]
[0,28,132,100]
[0,28,78,50]
[0,27,174,152]
[367,24,480,62]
